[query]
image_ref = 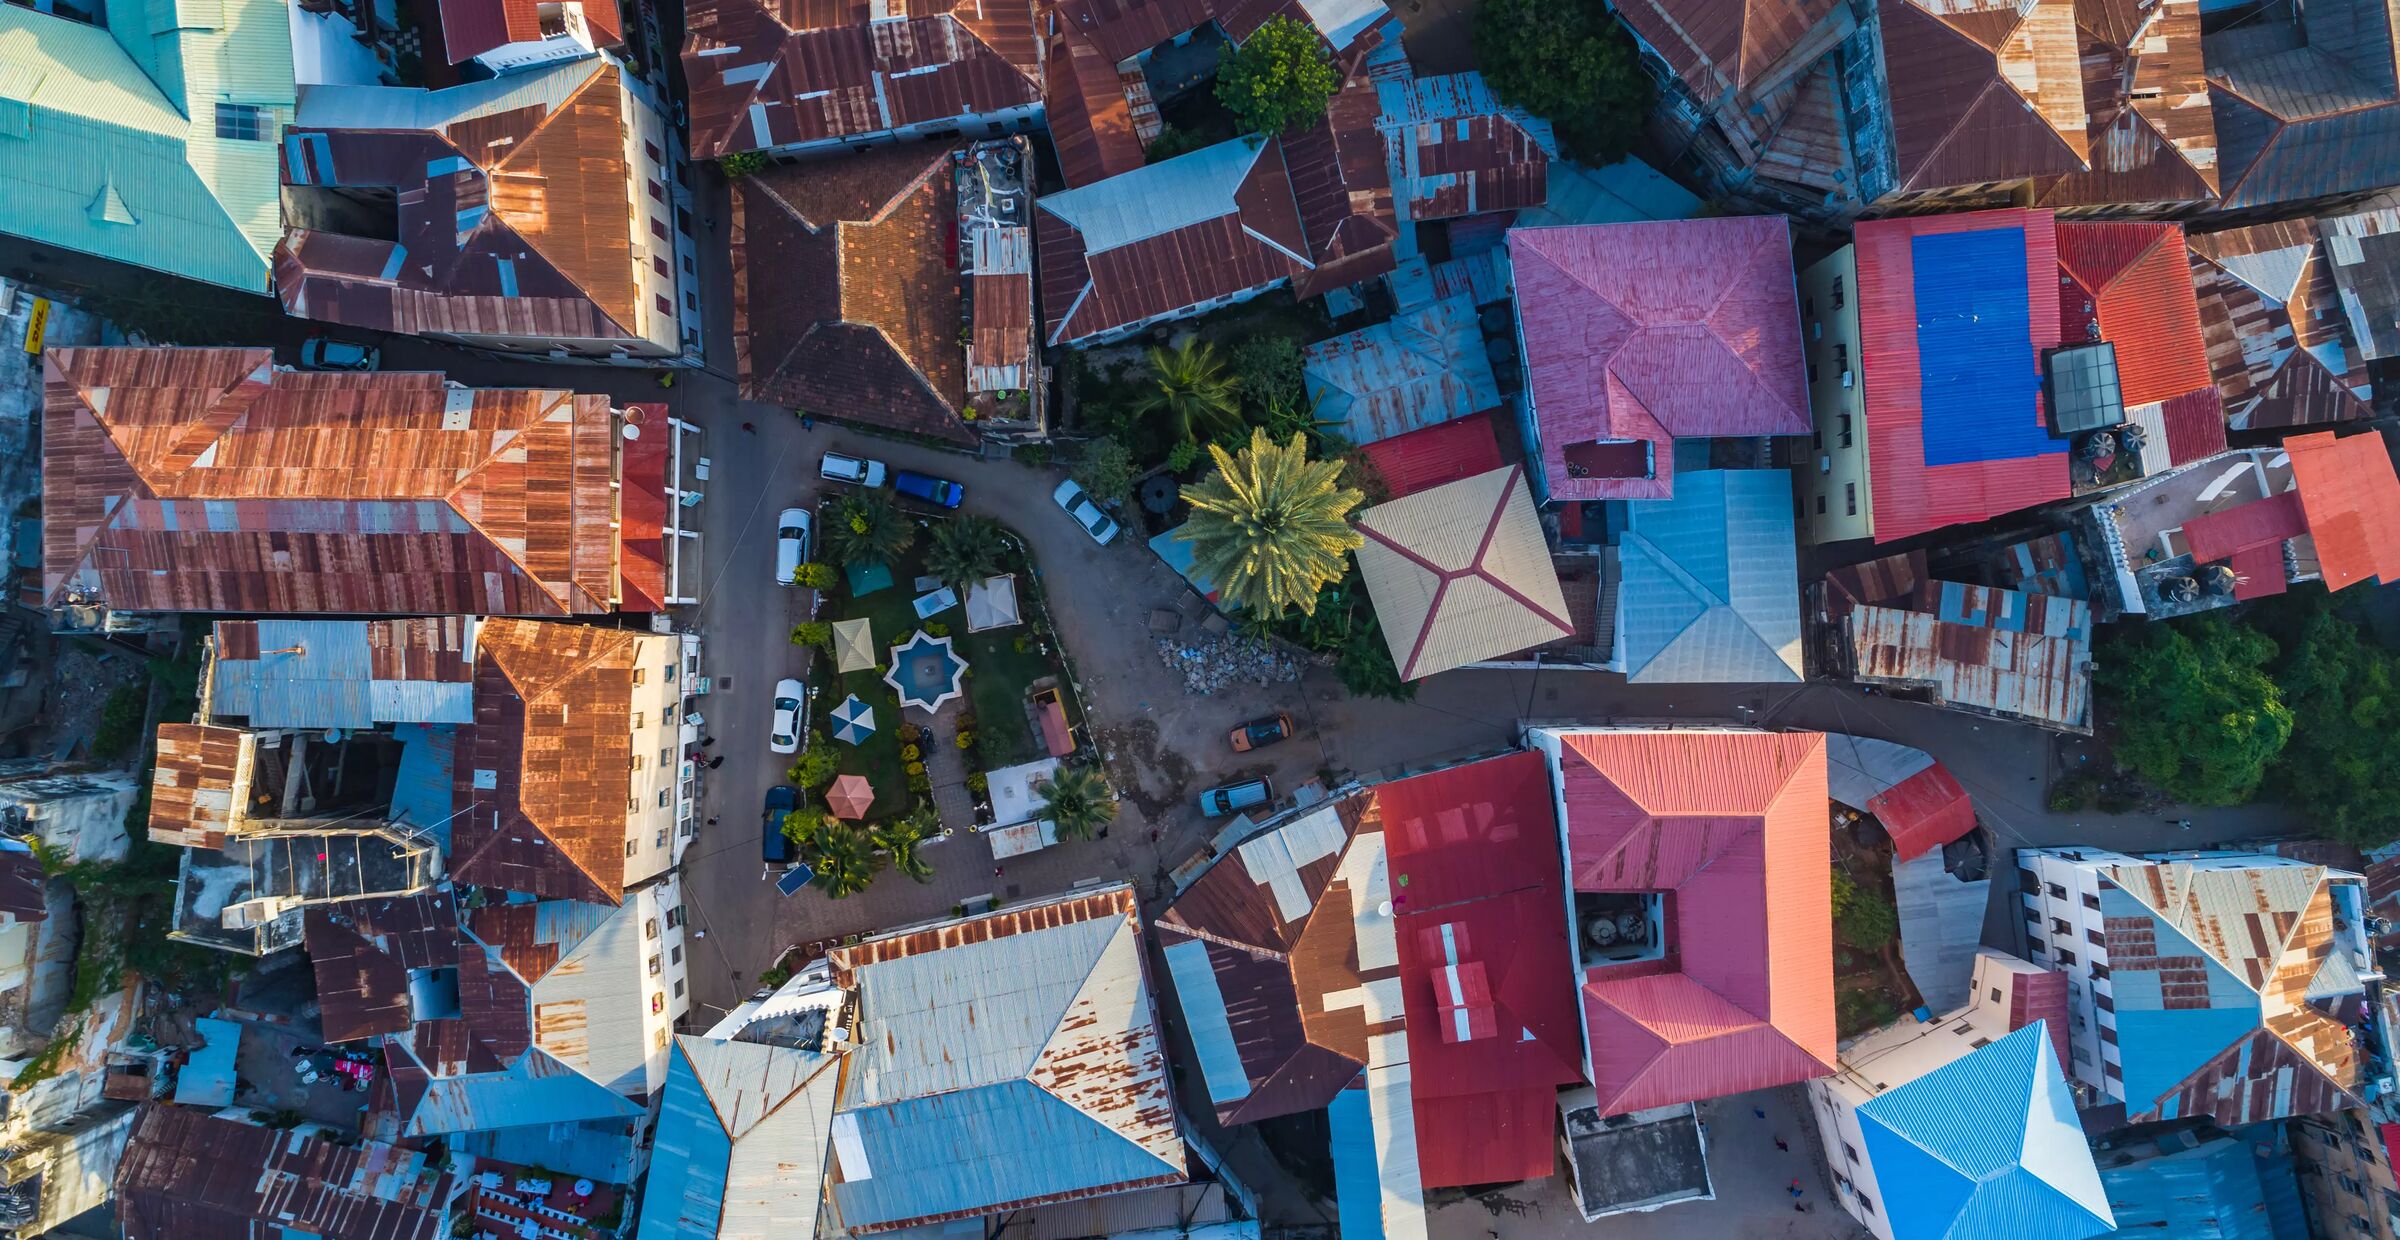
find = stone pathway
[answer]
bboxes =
[923,714,976,835]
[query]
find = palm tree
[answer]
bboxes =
[823,493,917,568]
[872,807,940,884]
[924,515,1007,589]
[1035,764,1117,841]
[1177,428,1364,619]
[1132,339,1243,443]
[810,820,884,898]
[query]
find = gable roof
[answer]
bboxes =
[1855,1023,2114,1239]
[1612,0,1841,99]
[2056,220,2225,464]
[640,1037,843,1240]
[2286,429,2400,591]
[1283,72,1397,299]
[1854,209,2067,542]
[0,0,291,293]
[438,0,541,62]
[1303,294,1501,446]
[1541,728,1836,1113]
[278,61,652,347]
[826,887,1185,1233]
[680,0,1040,159]
[2203,0,2400,210]
[733,147,978,445]
[1036,136,1309,345]
[1509,218,1808,502]
[41,348,622,618]
[1875,0,2089,197]
[1615,469,1802,684]
[116,1105,458,1240]
[2092,856,2368,1124]
[1354,466,1571,681]
[2032,0,2217,209]
[2187,219,2375,431]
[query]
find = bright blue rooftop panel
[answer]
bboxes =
[831,1081,1177,1230]
[1162,936,1251,1107]
[1912,227,2059,469]
[637,1044,731,1240]
[1328,1086,1383,1240]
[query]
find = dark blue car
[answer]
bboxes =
[762,784,797,864]
[893,470,964,508]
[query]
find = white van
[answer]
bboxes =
[775,508,812,585]
[820,451,888,488]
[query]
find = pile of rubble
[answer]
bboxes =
[1155,634,1301,695]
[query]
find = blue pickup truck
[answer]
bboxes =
[893,470,964,509]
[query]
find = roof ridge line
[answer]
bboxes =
[1156,919,1292,962]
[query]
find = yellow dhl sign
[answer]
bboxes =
[21,298,48,356]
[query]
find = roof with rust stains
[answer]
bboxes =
[680,0,1041,160]
[640,1035,843,1240]
[2084,854,2370,1125]
[149,723,256,850]
[115,1104,461,1240]
[731,147,977,446]
[2032,0,2217,210]
[1875,0,2089,197]
[2202,0,2400,211]
[1613,0,1841,99]
[278,60,659,349]
[825,885,1186,1233]
[42,348,622,619]
[448,620,651,904]
[2188,220,2376,431]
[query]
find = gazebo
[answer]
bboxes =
[883,630,967,713]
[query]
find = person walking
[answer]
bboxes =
[1774,1136,1790,1152]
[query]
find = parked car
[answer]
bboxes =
[820,451,888,488]
[1198,777,1274,817]
[1052,479,1120,545]
[775,508,813,585]
[762,784,797,864]
[1229,713,1295,752]
[769,678,806,754]
[893,469,964,508]
[298,337,379,371]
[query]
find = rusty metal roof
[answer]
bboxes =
[115,1104,460,1240]
[306,892,467,1043]
[211,618,478,730]
[2033,0,2216,209]
[1614,0,1841,99]
[1845,602,2091,730]
[280,61,650,347]
[439,0,539,63]
[1373,70,1552,224]
[149,723,255,850]
[2203,0,2400,210]
[732,150,978,445]
[1284,73,1397,299]
[0,845,45,924]
[42,348,623,619]
[1044,29,1147,189]
[1878,0,2089,197]
[448,620,648,904]
[2189,220,2375,431]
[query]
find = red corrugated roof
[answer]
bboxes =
[2230,544,2289,599]
[2182,490,2305,563]
[1357,412,1504,499]
[2289,430,2400,590]
[617,402,668,612]
[439,0,540,64]
[1871,762,1976,862]
[1380,752,1584,1185]
[1509,218,1809,502]
[2056,221,2224,467]
[1554,730,1836,1112]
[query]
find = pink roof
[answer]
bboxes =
[1552,730,1836,1112]
[1380,751,1584,1186]
[2288,430,2400,591]
[1508,219,1808,502]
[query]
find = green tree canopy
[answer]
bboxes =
[1177,429,1364,619]
[1073,437,1139,505]
[1216,17,1339,136]
[1133,339,1244,445]
[872,808,940,883]
[1473,0,1656,165]
[2095,614,2293,806]
[1035,764,1117,841]
[2266,605,2400,846]
[925,515,1008,588]
[810,821,884,898]
[824,492,916,567]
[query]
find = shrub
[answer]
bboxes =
[924,621,951,638]
[904,760,926,778]
[92,683,148,761]
[955,731,976,750]
[1166,440,1201,473]
[1474,0,1655,165]
[792,621,832,649]
[955,713,978,732]
[788,746,839,792]
[1014,637,1032,655]
[966,772,989,794]
[897,722,924,744]
[900,744,922,762]
[719,151,770,177]
[794,563,838,590]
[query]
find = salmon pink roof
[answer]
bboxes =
[1537,729,1835,1113]
[2288,430,2400,590]
[1508,218,1808,502]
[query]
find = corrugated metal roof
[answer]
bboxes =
[409,1046,645,1136]
[2189,220,2375,431]
[2097,1134,2289,1239]
[149,723,253,849]
[2203,0,2400,211]
[438,0,540,64]
[1876,0,2088,197]
[1870,763,1976,862]
[172,1016,242,1108]
[1355,412,1504,500]
[1614,469,1803,684]
[211,618,477,730]
[1846,604,2090,730]
[1353,466,1572,681]
[1544,728,1836,1112]
[1509,218,1808,503]
[0,0,289,293]
[1855,1023,2113,1239]
[639,1036,842,1240]
[1284,71,1398,302]
[2034,0,2217,211]
[2286,429,2400,591]
[1326,1085,1383,1240]
[1373,70,1552,224]
[115,1104,459,1240]
[1304,295,1502,445]
[2057,221,2222,459]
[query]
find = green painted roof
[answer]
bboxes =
[0,0,291,292]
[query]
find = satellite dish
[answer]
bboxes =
[622,423,642,440]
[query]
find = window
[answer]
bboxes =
[2072,1046,2091,1066]
[2047,882,2066,899]
[631,754,644,771]
[2095,991,2114,1013]
[654,255,670,277]
[624,838,638,857]
[2090,962,2110,979]
[2019,868,2041,895]
[646,918,659,940]
[2087,927,2104,945]
[1844,483,1857,516]
[2052,917,2071,936]
[647,954,662,977]
[652,217,669,240]
[656,294,673,315]
[648,179,665,202]
[658,789,671,807]
[1815,494,1827,515]
[651,993,665,1014]
[685,291,698,312]
[1858,1194,1874,1216]
[671,945,683,965]
[2082,892,2100,910]
[1804,297,1815,316]
[661,748,672,767]
[656,828,669,848]
[633,667,647,686]
[632,711,644,729]
[2056,948,2077,966]
[2026,940,2046,956]
[644,140,662,162]
[1842,1142,1858,1165]
[215,103,270,141]
[1837,414,1853,448]
[654,1028,668,1050]
[2352,1217,2371,1234]
[673,978,685,998]
[1809,362,1819,384]
[1989,987,2002,1004]
[667,906,683,928]
[2344,1175,2366,1197]
[2099,1025,2117,1046]
[1831,275,1846,309]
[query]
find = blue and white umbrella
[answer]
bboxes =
[830,694,876,745]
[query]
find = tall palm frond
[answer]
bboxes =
[810,821,884,897]
[1132,339,1243,443]
[1176,428,1364,619]
[823,493,917,568]
[925,515,1008,588]
[1034,765,1116,841]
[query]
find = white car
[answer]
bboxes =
[820,451,888,488]
[1052,479,1120,545]
[775,508,812,585]
[769,678,806,754]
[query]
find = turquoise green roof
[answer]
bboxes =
[0,0,291,293]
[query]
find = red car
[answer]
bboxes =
[1228,713,1295,752]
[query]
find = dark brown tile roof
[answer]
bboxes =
[1045,29,1149,189]
[149,723,254,850]
[447,620,645,904]
[681,0,1041,159]
[280,62,646,347]
[2033,0,2217,210]
[115,1104,460,1240]
[1879,0,2089,197]
[43,349,623,619]
[1284,75,1396,300]
[732,150,978,444]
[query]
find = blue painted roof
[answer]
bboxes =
[1856,1022,2114,1240]
[173,1016,241,1107]
[1327,1085,1383,1240]
[831,1081,1178,1230]
[2095,884,2264,1117]
[1912,228,2060,469]
[1161,936,1249,1107]
[2097,1134,2293,1240]
[409,1049,641,1136]
[388,724,455,847]
[1517,157,1702,230]
[1616,470,1804,683]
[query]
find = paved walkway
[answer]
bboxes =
[923,717,975,834]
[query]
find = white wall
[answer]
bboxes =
[290,5,390,86]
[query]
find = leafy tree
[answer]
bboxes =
[1474,0,1656,165]
[1133,339,1245,445]
[794,562,838,590]
[787,742,839,793]
[810,821,884,898]
[2268,606,2400,846]
[1145,125,1212,164]
[1228,335,1306,417]
[791,621,832,649]
[1334,622,1412,702]
[1166,440,1201,473]
[926,515,1008,588]
[719,151,770,177]
[823,493,916,567]
[1035,764,1116,841]
[1216,16,1339,136]
[873,807,941,883]
[1835,879,1899,950]
[1177,429,1365,619]
[2095,614,2292,806]
[1073,437,1138,505]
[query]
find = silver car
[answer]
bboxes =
[1052,479,1120,545]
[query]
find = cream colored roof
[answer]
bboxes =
[832,617,875,674]
[1353,466,1571,680]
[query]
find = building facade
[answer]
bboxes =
[1794,246,1869,544]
